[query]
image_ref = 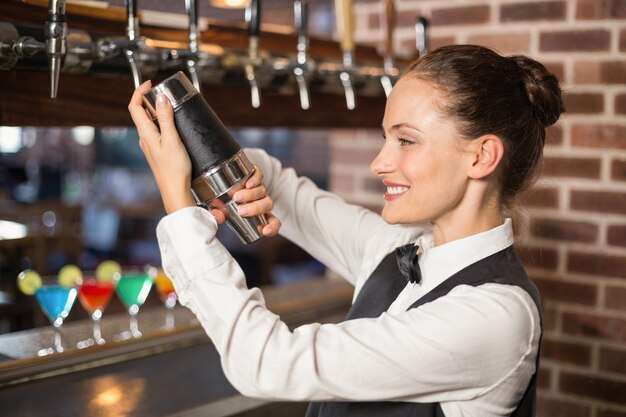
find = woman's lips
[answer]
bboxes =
[383,183,409,201]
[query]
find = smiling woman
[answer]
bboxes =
[128,44,563,417]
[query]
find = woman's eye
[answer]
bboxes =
[398,138,414,146]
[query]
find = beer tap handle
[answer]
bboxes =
[380,0,395,97]
[124,0,142,88]
[294,0,310,110]
[415,16,429,58]
[295,0,308,65]
[383,0,395,71]
[245,0,261,108]
[335,0,355,110]
[45,0,68,98]
[185,0,201,92]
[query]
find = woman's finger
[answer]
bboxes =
[245,166,264,189]
[233,184,267,204]
[261,213,281,237]
[128,81,159,138]
[155,94,177,141]
[210,208,227,225]
[237,196,273,218]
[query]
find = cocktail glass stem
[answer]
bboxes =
[128,304,142,338]
[92,310,105,344]
[38,319,64,356]
[163,296,176,330]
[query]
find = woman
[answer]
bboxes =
[128,45,563,416]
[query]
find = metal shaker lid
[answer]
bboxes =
[142,71,198,119]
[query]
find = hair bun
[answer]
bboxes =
[511,55,564,127]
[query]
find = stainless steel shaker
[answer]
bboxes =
[142,71,267,244]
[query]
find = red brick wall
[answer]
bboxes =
[329,1,626,415]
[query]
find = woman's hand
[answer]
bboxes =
[128,81,196,214]
[219,167,281,237]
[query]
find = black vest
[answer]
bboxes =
[306,246,542,417]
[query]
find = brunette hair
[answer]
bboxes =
[405,44,564,207]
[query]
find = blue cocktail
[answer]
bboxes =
[34,279,77,356]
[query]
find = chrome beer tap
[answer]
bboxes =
[45,0,68,98]
[293,0,311,110]
[124,0,142,88]
[380,0,397,97]
[335,0,355,110]
[415,16,429,57]
[0,23,45,70]
[185,0,201,92]
[245,0,262,108]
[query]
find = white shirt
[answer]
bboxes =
[156,148,541,417]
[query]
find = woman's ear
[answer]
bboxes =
[468,134,504,180]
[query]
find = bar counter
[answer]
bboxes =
[0,277,354,417]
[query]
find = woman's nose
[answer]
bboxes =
[370,143,394,176]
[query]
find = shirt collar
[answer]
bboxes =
[415,218,514,292]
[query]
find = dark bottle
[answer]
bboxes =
[142,71,267,243]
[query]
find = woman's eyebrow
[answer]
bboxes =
[389,122,423,133]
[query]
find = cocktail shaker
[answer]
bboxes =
[142,71,267,244]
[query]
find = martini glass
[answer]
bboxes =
[76,273,117,348]
[34,276,78,356]
[153,268,177,329]
[115,267,154,340]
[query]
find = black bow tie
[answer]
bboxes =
[395,243,422,284]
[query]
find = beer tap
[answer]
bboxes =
[293,0,311,110]
[96,0,144,88]
[0,23,45,70]
[380,0,397,97]
[415,16,429,57]
[185,0,201,92]
[245,0,262,108]
[45,0,68,98]
[335,0,355,110]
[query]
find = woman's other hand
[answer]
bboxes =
[213,167,281,237]
[128,81,196,214]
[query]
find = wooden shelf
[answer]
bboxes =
[0,0,402,128]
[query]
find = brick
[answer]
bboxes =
[560,371,626,404]
[543,156,601,179]
[616,93,626,114]
[600,346,626,375]
[534,275,598,305]
[605,285,626,311]
[431,5,490,26]
[537,366,552,389]
[546,124,563,146]
[541,337,592,366]
[364,177,386,194]
[330,174,354,193]
[574,60,602,83]
[542,305,558,332]
[501,1,566,22]
[562,311,626,341]
[567,249,626,279]
[331,147,379,165]
[466,33,530,54]
[540,30,611,52]
[531,218,598,243]
[621,29,626,52]
[536,396,591,417]
[572,124,626,150]
[428,36,456,53]
[368,12,380,31]
[608,224,626,247]
[570,190,626,215]
[543,62,565,83]
[563,92,604,114]
[519,186,559,208]
[517,245,559,270]
[602,61,626,84]
[576,0,626,19]
[612,158,626,181]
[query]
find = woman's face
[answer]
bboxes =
[371,76,473,226]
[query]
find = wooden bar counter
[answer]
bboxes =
[0,277,354,417]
